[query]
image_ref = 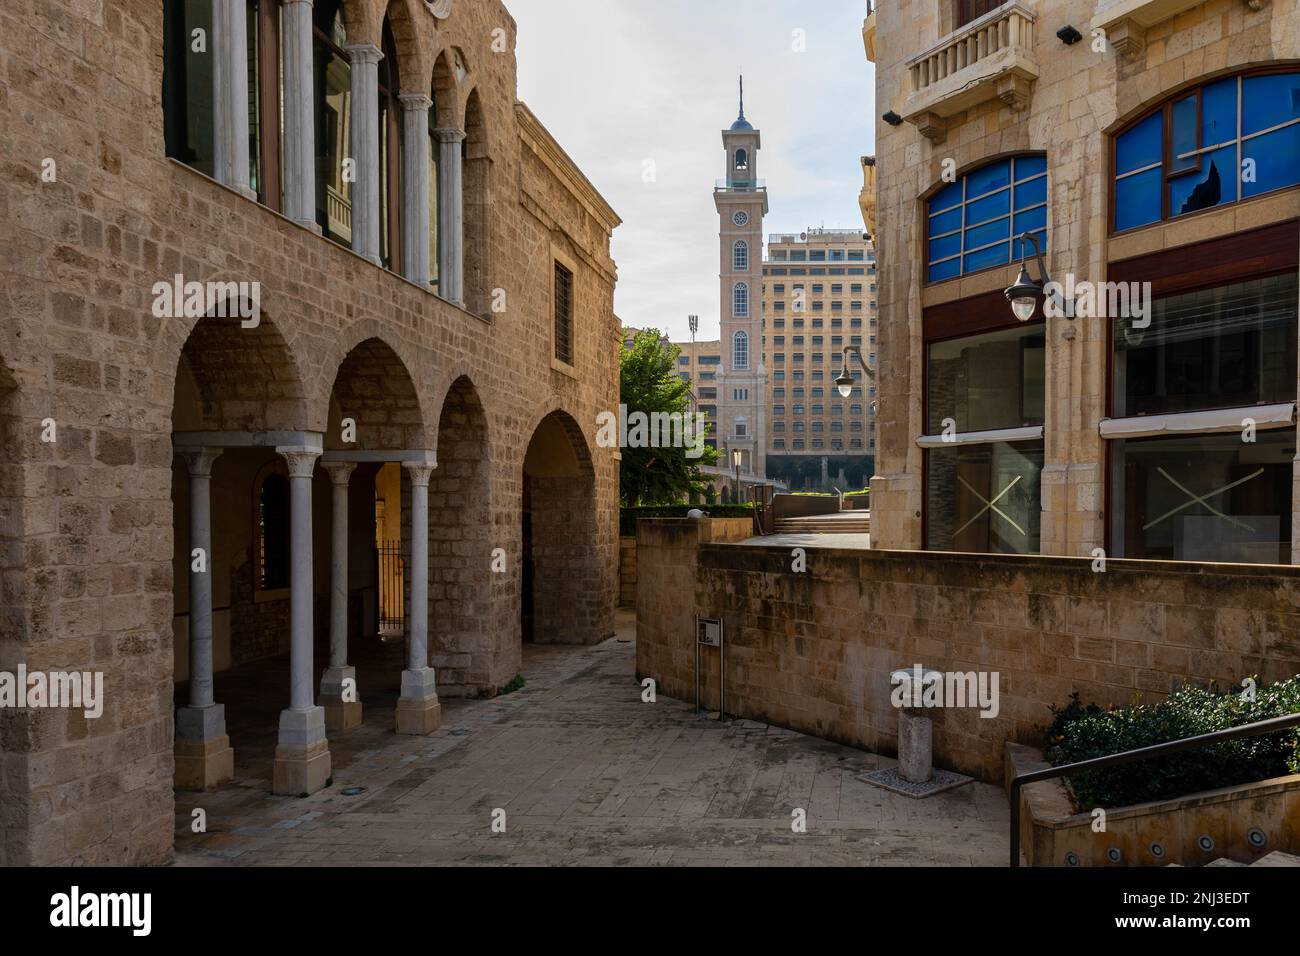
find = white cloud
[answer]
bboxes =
[510,0,876,342]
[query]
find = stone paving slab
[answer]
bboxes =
[175,611,1008,866]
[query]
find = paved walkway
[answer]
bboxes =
[175,611,1008,866]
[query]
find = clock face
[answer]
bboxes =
[733,211,749,226]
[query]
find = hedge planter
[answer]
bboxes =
[1006,743,1300,867]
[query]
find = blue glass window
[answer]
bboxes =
[1113,71,1300,232]
[925,155,1047,283]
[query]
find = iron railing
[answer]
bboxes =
[1009,711,1300,867]
[376,540,405,634]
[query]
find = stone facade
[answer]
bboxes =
[868,0,1300,556]
[0,0,619,865]
[636,519,1300,784]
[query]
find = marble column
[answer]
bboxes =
[281,0,317,230]
[273,447,332,795]
[346,43,383,265]
[318,462,361,730]
[175,448,234,791]
[434,128,466,306]
[212,0,255,200]
[399,93,433,287]
[396,461,441,735]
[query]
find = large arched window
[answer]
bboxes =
[732,330,749,370]
[1112,70,1300,233]
[733,239,748,271]
[378,20,402,272]
[313,0,352,247]
[427,86,441,291]
[925,154,1047,283]
[732,281,749,317]
[163,1,282,208]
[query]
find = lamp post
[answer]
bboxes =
[732,446,742,502]
[1003,231,1073,321]
[834,345,875,399]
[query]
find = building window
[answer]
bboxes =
[733,282,750,317]
[1110,431,1291,563]
[377,20,403,272]
[1113,70,1300,233]
[163,0,217,178]
[313,0,355,247]
[1113,273,1297,418]
[734,240,749,271]
[735,148,749,171]
[927,324,1045,433]
[927,154,1048,283]
[732,330,749,370]
[927,442,1044,554]
[553,261,574,364]
[254,462,291,592]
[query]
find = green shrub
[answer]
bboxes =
[497,674,525,696]
[1044,677,1300,809]
[619,504,753,536]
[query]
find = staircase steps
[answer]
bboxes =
[774,512,872,535]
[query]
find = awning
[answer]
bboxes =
[1099,403,1296,440]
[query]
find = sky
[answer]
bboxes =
[509,0,876,343]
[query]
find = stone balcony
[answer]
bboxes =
[863,1,877,63]
[1089,0,1211,58]
[901,2,1039,144]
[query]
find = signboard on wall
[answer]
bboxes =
[696,618,722,647]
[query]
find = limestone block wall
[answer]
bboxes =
[636,521,1300,783]
[619,536,636,607]
[870,0,1300,556]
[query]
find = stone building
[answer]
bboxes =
[0,0,620,865]
[866,0,1300,560]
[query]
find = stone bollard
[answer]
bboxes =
[890,667,942,784]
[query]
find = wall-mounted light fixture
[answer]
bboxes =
[1056,25,1083,44]
[834,345,876,398]
[1004,232,1073,321]
[882,111,903,126]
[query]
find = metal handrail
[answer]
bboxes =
[1009,711,1300,867]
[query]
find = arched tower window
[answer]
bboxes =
[732,330,749,370]
[733,239,748,271]
[735,148,749,171]
[732,281,749,318]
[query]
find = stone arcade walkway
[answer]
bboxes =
[175,612,1008,866]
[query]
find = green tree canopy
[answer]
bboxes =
[619,329,719,506]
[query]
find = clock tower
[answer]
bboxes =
[713,77,768,486]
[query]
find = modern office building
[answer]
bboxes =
[866,0,1300,562]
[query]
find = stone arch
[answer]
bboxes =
[172,306,309,433]
[382,0,431,94]
[325,337,429,451]
[316,320,438,438]
[426,374,495,695]
[463,86,492,317]
[522,408,603,645]
[431,48,462,129]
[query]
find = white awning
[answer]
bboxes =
[1099,403,1296,440]
[915,425,1044,448]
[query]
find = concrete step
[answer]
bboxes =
[774,514,873,535]
[1206,858,1247,867]
[1250,851,1300,867]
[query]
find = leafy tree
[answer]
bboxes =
[619,329,719,505]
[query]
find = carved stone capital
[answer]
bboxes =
[344,43,383,66]
[322,461,356,486]
[279,448,320,478]
[402,461,436,486]
[180,447,223,478]
[398,92,434,113]
[433,127,467,145]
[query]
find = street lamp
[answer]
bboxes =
[1003,232,1072,322]
[834,345,875,399]
[731,446,743,501]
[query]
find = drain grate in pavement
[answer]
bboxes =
[857,767,973,799]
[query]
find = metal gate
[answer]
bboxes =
[376,540,405,634]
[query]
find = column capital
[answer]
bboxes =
[433,127,467,144]
[179,447,223,478]
[278,447,321,478]
[345,43,384,66]
[323,461,356,486]
[399,92,434,112]
[402,461,436,486]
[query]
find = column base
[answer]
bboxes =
[272,739,332,796]
[174,736,235,791]
[396,667,441,736]
[273,706,331,796]
[319,665,363,731]
[320,697,364,731]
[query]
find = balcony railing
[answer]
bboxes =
[901,2,1038,142]
[715,179,767,192]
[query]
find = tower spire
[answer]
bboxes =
[738,74,745,120]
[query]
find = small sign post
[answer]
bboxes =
[694,616,725,720]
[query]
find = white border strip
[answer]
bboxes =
[1099,403,1296,439]
[916,425,1044,448]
